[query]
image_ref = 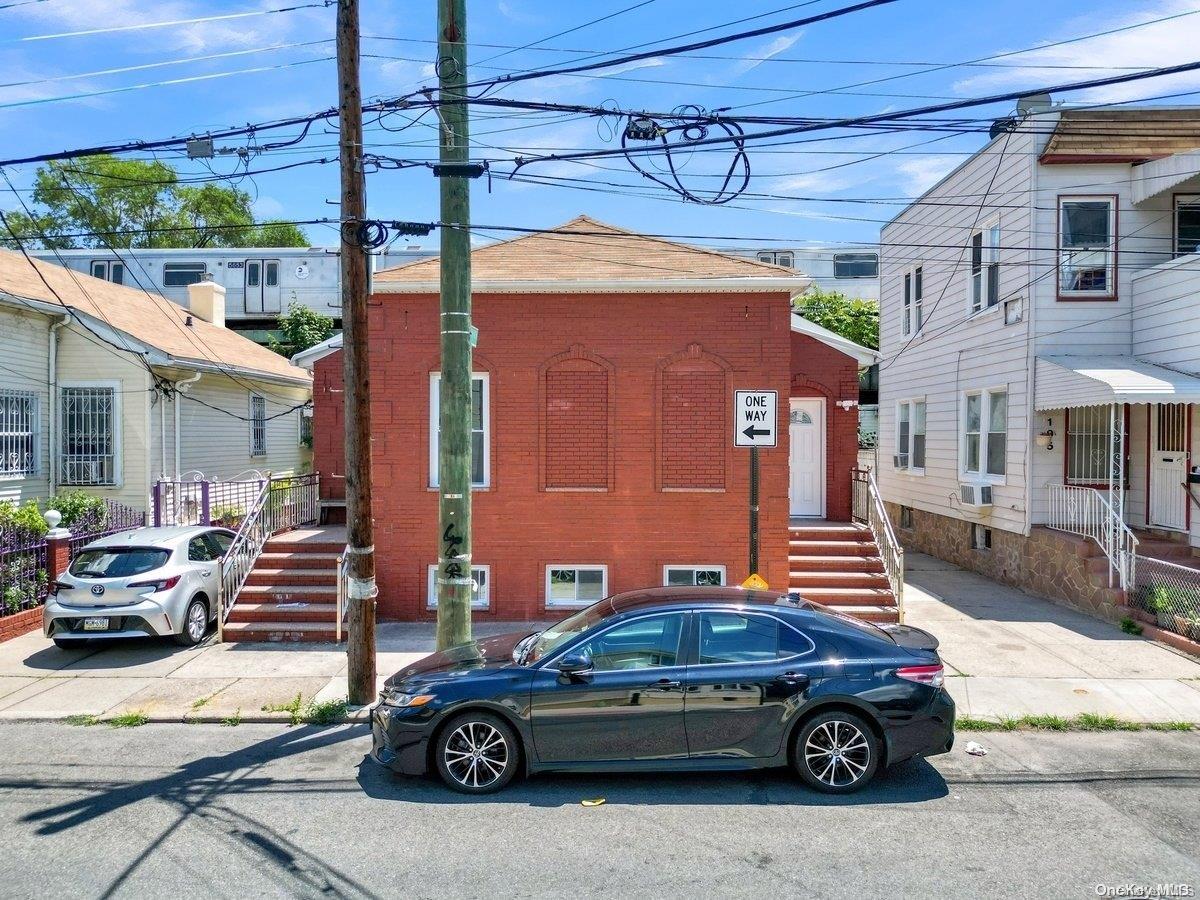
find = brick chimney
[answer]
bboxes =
[187,274,226,328]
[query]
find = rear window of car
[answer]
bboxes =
[70,548,169,578]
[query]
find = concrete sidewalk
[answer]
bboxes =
[903,552,1200,723]
[1,555,1198,726]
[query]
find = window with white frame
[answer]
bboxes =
[60,385,118,486]
[546,565,607,607]
[894,399,925,472]
[249,394,266,457]
[962,389,1007,479]
[902,265,923,336]
[0,390,38,478]
[969,222,1001,313]
[427,564,490,609]
[89,260,124,284]
[299,406,313,448]
[429,373,489,487]
[1059,197,1115,296]
[1065,405,1125,485]
[663,565,725,587]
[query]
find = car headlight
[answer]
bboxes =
[379,689,435,709]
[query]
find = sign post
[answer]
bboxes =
[734,390,778,583]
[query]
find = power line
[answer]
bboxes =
[2,1,332,43]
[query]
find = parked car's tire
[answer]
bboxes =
[793,710,879,794]
[52,637,87,650]
[174,597,209,646]
[434,712,520,794]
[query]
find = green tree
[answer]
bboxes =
[268,303,335,358]
[2,156,307,249]
[793,288,879,350]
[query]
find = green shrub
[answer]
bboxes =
[2,564,46,614]
[44,491,106,529]
[1119,617,1144,636]
[0,500,48,538]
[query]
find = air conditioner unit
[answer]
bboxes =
[893,453,909,469]
[960,483,994,508]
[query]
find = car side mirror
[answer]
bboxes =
[556,652,593,677]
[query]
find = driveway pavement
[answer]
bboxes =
[903,552,1200,722]
[1,556,1198,725]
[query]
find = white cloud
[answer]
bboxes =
[771,172,858,195]
[497,0,543,25]
[953,0,1200,104]
[731,33,802,77]
[895,155,959,194]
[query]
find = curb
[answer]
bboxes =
[0,708,373,727]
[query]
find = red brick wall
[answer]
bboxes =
[312,292,859,620]
[314,351,345,501]
[790,330,862,522]
[0,607,42,643]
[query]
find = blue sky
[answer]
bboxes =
[2,0,1199,250]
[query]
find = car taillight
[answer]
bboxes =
[128,575,181,593]
[896,664,944,688]
[49,581,73,596]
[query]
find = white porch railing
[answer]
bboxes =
[335,547,349,644]
[216,479,271,640]
[1046,484,1138,591]
[851,467,905,622]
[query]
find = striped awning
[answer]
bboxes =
[1035,355,1200,410]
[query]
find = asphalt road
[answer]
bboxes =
[0,722,1197,899]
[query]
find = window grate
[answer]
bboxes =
[249,395,267,457]
[1066,405,1121,485]
[0,390,38,477]
[60,387,115,485]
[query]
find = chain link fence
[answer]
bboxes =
[1133,555,1200,641]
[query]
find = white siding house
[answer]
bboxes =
[879,104,1200,609]
[0,248,312,513]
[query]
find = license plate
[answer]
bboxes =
[82,617,109,631]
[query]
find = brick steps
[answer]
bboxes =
[787,522,898,624]
[226,536,342,642]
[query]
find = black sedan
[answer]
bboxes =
[370,586,954,794]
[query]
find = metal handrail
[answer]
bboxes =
[216,478,271,639]
[1047,484,1139,590]
[850,467,906,622]
[335,546,349,644]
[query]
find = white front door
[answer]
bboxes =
[1149,403,1188,531]
[789,398,824,517]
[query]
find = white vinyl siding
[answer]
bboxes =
[878,125,1033,535]
[0,305,51,503]
[177,375,308,481]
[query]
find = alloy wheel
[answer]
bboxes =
[443,721,510,790]
[187,602,207,642]
[803,719,871,788]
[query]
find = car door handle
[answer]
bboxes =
[646,679,681,690]
[776,672,810,686]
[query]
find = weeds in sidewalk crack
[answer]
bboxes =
[65,714,100,727]
[108,711,148,728]
[222,709,242,727]
[957,714,1194,733]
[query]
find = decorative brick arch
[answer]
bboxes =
[790,373,835,400]
[655,343,732,492]
[538,343,616,491]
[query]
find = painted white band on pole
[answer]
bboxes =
[348,576,378,600]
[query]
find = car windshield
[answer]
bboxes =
[69,548,169,579]
[524,600,613,664]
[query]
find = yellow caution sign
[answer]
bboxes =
[741,573,769,590]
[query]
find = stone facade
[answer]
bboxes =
[887,503,1123,622]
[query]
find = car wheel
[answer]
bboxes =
[53,637,87,650]
[174,598,208,647]
[793,710,879,794]
[434,712,519,794]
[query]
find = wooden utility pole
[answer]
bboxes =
[435,0,474,651]
[337,0,376,704]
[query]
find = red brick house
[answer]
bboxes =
[301,217,879,621]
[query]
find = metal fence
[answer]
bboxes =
[154,475,267,528]
[0,531,49,616]
[850,467,905,622]
[67,499,147,556]
[1133,555,1200,642]
[263,473,319,534]
[1046,484,1138,590]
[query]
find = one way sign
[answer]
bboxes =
[734,390,778,448]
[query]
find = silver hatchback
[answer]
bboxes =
[44,526,234,649]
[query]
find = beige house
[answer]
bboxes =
[0,248,312,512]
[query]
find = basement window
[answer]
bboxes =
[427,565,489,610]
[664,566,726,587]
[971,523,992,551]
[546,565,607,608]
[899,506,913,530]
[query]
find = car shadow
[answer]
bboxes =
[355,756,950,807]
[16,633,217,672]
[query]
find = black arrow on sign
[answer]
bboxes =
[742,426,771,439]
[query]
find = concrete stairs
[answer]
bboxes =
[789,522,899,624]
[223,534,343,642]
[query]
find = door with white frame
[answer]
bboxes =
[789,398,825,517]
[1149,403,1188,531]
